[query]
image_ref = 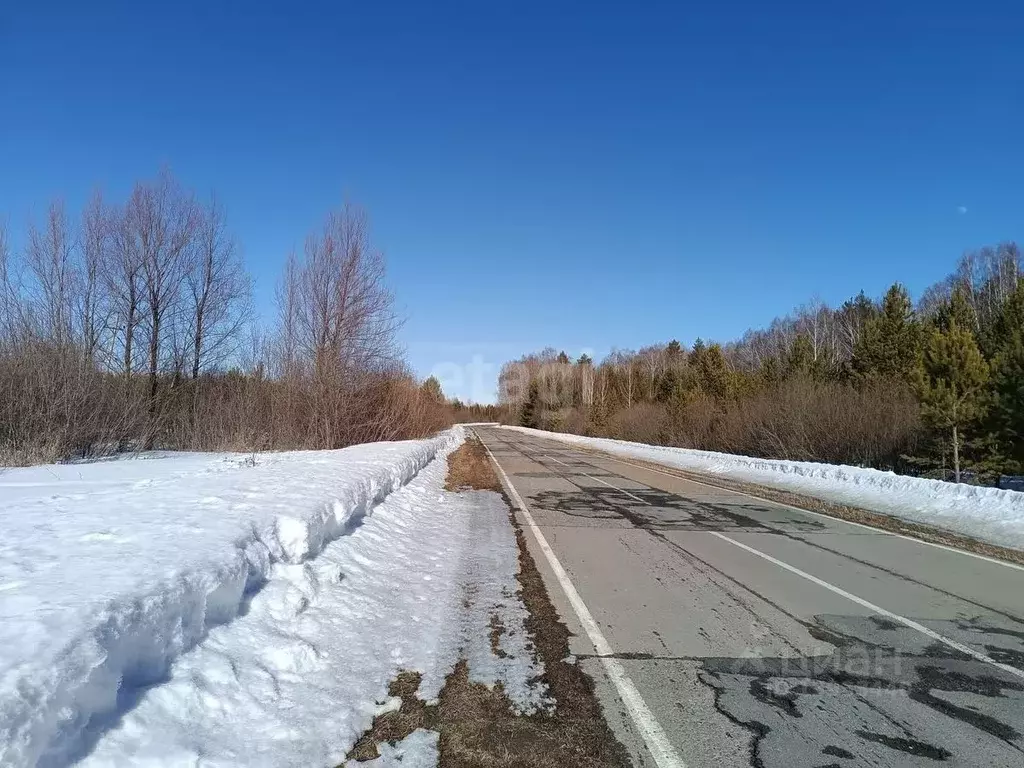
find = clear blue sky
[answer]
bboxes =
[2,1,1021,402]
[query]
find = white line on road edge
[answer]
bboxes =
[511,431,1024,678]
[710,531,1024,681]
[560,442,1024,573]
[478,437,688,768]
[545,455,652,506]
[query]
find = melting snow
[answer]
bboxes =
[345,729,438,768]
[1,427,545,767]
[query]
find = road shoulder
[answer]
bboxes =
[346,436,631,768]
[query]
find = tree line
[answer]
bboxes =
[0,169,451,465]
[499,242,1024,485]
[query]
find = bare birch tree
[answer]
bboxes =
[77,191,111,362]
[637,345,665,401]
[25,200,75,345]
[0,217,19,344]
[106,203,145,377]
[184,195,251,379]
[280,202,401,447]
[126,170,198,439]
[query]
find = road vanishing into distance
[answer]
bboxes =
[474,427,1024,768]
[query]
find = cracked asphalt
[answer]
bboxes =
[475,427,1024,768]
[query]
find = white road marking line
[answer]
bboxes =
[547,441,1024,574]
[545,454,652,506]
[709,531,1024,681]
[478,437,688,768]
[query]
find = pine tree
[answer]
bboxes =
[655,366,678,403]
[991,334,1024,470]
[786,334,817,378]
[760,356,782,387]
[665,376,690,444]
[420,375,444,403]
[841,291,877,326]
[916,317,989,482]
[987,279,1024,469]
[852,283,921,382]
[519,380,540,429]
[697,343,731,399]
[657,340,686,402]
[689,338,706,367]
[932,286,978,334]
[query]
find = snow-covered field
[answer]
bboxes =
[505,426,1024,551]
[1,428,545,767]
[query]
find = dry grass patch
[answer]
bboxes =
[346,436,630,768]
[445,438,503,492]
[347,672,437,761]
[489,614,510,660]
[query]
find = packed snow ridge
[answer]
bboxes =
[1,427,547,766]
[505,426,1024,551]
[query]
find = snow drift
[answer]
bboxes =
[74,429,546,766]
[1,427,536,767]
[503,426,1024,552]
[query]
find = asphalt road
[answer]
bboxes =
[474,426,1024,768]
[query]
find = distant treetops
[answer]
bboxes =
[498,243,1024,483]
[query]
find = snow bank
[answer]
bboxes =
[0,429,502,767]
[503,426,1024,551]
[73,429,546,767]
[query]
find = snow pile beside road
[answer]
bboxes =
[76,432,546,767]
[1,427,546,767]
[504,426,1024,551]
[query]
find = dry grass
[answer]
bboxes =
[489,614,510,659]
[347,672,437,761]
[346,437,630,768]
[444,438,503,492]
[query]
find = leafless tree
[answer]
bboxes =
[2,179,450,463]
[637,345,666,400]
[498,359,530,405]
[594,363,611,412]
[273,250,302,379]
[106,202,145,377]
[25,200,75,345]
[793,298,842,366]
[608,348,637,408]
[295,203,398,371]
[0,217,20,343]
[77,191,111,362]
[184,195,251,379]
[954,244,1021,332]
[581,364,594,407]
[126,171,198,435]
[279,202,402,447]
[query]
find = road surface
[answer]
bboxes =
[474,426,1024,768]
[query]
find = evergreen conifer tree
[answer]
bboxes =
[916,317,989,482]
[420,375,444,402]
[519,380,541,429]
[787,335,817,378]
[698,343,731,399]
[852,283,921,381]
[987,280,1024,469]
